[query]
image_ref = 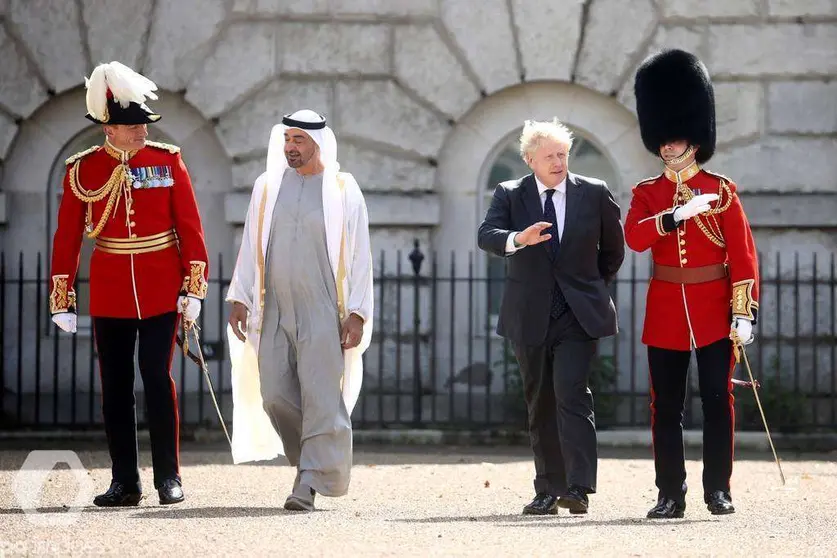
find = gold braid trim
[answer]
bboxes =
[654,209,674,236]
[674,178,734,248]
[49,275,76,314]
[732,279,757,321]
[145,140,180,154]
[183,261,208,299]
[65,145,100,166]
[69,159,132,239]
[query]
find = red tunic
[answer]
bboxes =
[624,163,759,351]
[49,141,209,319]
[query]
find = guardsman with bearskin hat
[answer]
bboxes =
[49,61,209,507]
[624,49,760,518]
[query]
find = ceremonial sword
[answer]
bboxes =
[731,328,786,485]
[176,309,232,448]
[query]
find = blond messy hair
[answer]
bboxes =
[519,118,574,161]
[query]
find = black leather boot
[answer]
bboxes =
[557,486,589,515]
[647,495,686,519]
[158,479,184,505]
[706,490,735,515]
[522,493,559,515]
[93,481,142,507]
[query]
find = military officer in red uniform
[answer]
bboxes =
[49,62,209,506]
[624,49,759,518]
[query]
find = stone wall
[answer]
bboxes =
[1,1,833,259]
[0,0,834,398]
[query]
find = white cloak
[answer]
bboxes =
[225,169,374,464]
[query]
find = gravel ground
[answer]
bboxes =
[0,442,835,557]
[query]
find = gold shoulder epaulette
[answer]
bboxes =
[145,140,180,154]
[65,145,100,166]
[633,173,662,189]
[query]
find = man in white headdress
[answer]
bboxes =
[226,109,373,511]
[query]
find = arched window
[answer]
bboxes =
[46,126,171,334]
[481,126,619,326]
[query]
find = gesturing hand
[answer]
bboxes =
[514,222,553,247]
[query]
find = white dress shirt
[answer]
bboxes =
[505,176,567,254]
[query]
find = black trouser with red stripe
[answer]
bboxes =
[648,338,735,503]
[93,311,180,491]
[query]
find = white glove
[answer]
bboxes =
[733,318,754,346]
[177,296,201,322]
[52,313,77,333]
[673,193,719,222]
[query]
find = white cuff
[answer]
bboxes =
[505,232,521,254]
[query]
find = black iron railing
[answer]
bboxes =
[1,246,835,433]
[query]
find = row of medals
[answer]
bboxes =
[127,166,174,189]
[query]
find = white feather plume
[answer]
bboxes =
[84,65,109,122]
[85,61,158,121]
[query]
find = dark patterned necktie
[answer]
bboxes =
[543,189,568,319]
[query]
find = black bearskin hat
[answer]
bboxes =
[634,49,715,163]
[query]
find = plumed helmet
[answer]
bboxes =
[84,61,161,125]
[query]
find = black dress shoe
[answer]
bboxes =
[706,490,735,515]
[93,481,142,507]
[647,496,686,519]
[158,479,184,505]
[522,493,559,515]
[557,485,589,515]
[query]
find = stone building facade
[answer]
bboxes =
[0,0,835,422]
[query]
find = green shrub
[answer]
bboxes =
[735,375,809,434]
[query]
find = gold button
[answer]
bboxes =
[681,258,688,265]
[129,221,136,227]
[129,209,135,215]
[680,249,686,255]
[131,233,137,238]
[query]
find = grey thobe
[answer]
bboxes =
[258,168,352,497]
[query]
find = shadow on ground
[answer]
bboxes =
[131,506,306,519]
[389,514,715,527]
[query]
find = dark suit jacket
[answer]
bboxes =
[477,172,626,346]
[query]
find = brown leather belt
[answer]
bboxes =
[653,263,728,284]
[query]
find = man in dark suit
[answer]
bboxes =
[478,118,625,515]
